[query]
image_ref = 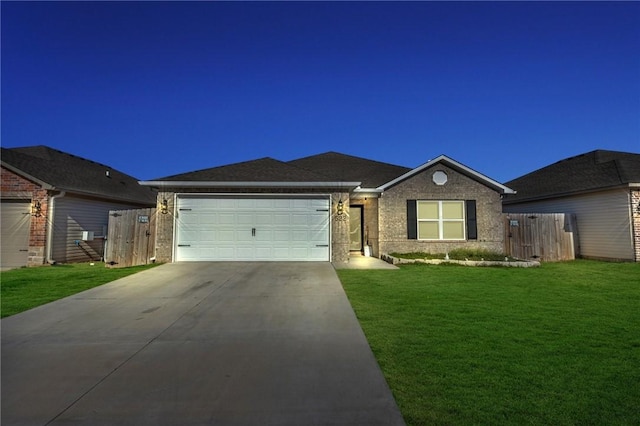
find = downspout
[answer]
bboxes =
[46,191,66,264]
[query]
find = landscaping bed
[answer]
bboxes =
[384,249,540,267]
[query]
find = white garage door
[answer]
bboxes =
[175,196,330,261]
[1,200,31,269]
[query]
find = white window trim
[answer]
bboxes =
[417,200,466,241]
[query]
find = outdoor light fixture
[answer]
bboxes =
[337,199,344,215]
[160,199,168,215]
[31,200,42,217]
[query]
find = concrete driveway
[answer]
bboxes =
[1,262,404,425]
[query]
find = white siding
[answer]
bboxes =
[504,189,633,261]
[52,196,147,263]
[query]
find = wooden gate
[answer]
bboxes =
[505,213,578,262]
[105,208,156,268]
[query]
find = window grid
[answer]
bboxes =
[417,200,466,240]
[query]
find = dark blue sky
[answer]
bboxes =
[2,1,639,182]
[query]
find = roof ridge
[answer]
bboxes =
[289,151,410,169]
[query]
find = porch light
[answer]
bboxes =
[31,200,42,217]
[337,199,344,215]
[160,199,169,215]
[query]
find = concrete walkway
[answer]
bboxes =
[1,262,404,426]
[333,254,399,270]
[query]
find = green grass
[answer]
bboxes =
[1,262,160,318]
[338,260,640,425]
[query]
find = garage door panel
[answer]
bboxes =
[199,231,217,242]
[175,196,330,261]
[272,214,290,225]
[217,230,236,242]
[255,213,273,225]
[198,215,219,225]
[237,214,253,225]
[308,247,329,260]
[218,214,236,225]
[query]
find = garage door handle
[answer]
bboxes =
[316,244,329,247]
[252,228,256,236]
[178,244,191,247]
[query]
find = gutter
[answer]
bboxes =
[138,180,362,189]
[46,191,65,264]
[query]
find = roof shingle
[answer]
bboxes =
[287,151,411,188]
[1,146,156,204]
[155,157,338,182]
[504,149,640,203]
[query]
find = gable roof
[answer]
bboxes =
[503,149,640,203]
[379,154,516,194]
[1,145,156,204]
[142,151,514,193]
[143,157,361,188]
[287,152,411,188]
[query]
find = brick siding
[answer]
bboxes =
[378,164,505,256]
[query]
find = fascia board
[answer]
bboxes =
[378,155,516,194]
[139,180,362,189]
[352,187,383,194]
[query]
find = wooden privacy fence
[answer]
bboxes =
[504,213,578,262]
[105,208,157,268]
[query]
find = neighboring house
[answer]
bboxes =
[1,146,156,269]
[503,149,640,262]
[140,152,515,263]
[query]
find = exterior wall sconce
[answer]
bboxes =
[32,200,42,217]
[337,199,344,215]
[160,199,169,214]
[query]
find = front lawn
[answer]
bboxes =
[338,260,640,425]
[1,262,160,318]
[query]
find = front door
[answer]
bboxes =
[349,205,363,252]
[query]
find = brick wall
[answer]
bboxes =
[332,192,350,263]
[154,191,175,263]
[632,189,640,262]
[1,166,48,266]
[378,164,505,255]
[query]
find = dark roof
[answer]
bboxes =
[155,157,338,182]
[504,149,640,203]
[1,146,156,204]
[287,152,411,188]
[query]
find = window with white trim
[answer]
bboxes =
[417,200,466,240]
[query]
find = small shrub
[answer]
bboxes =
[448,248,509,261]
[390,249,513,262]
[390,252,445,260]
